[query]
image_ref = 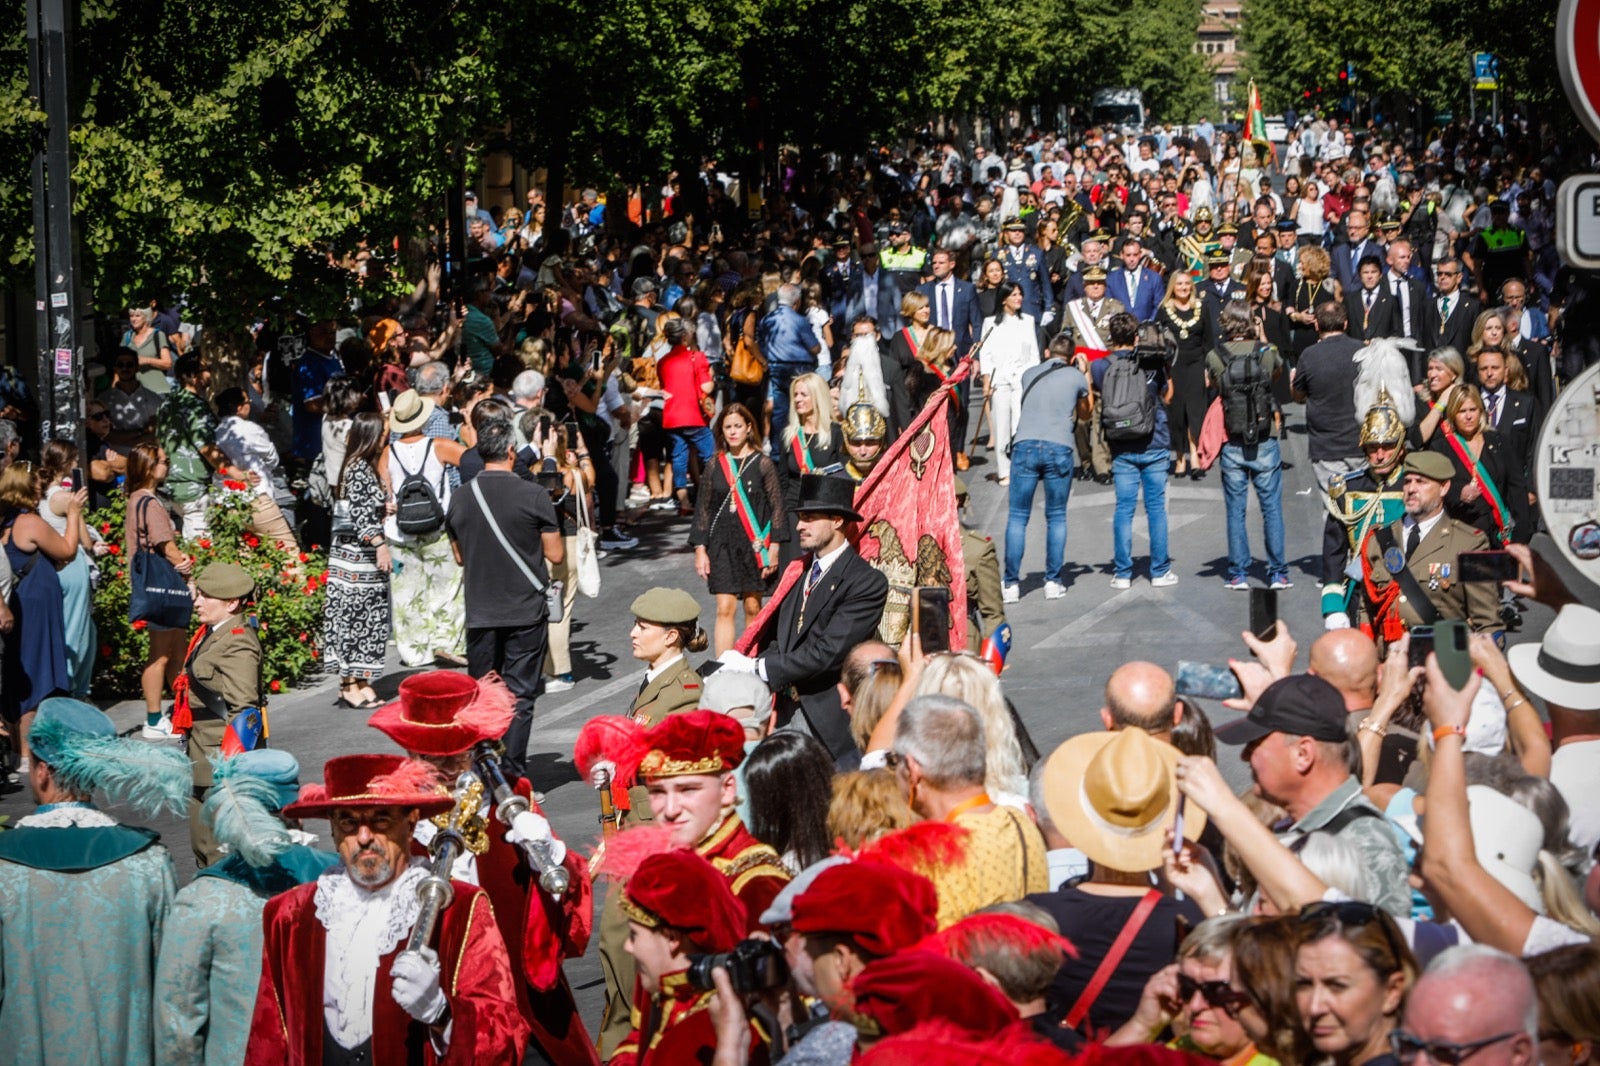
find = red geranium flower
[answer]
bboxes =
[223,479,247,492]
[99,522,111,535]
[270,680,281,693]
[99,645,112,658]
[299,552,309,563]
[244,534,260,548]
[106,544,120,555]
[132,619,148,630]
[198,538,212,549]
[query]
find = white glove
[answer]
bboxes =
[506,809,567,864]
[1041,308,1056,327]
[1324,612,1352,631]
[588,760,615,791]
[390,948,448,1024]
[717,650,757,674]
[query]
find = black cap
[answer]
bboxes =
[1215,674,1349,745]
[1274,219,1299,232]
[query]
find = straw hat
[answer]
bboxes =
[389,389,435,434]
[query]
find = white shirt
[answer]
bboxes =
[807,539,851,588]
[1402,509,1445,551]
[1483,385,1507,426]
[317,861,428,1050]
[934,279,956,329]
[215,415,280,499]
[1387,273,1413,337]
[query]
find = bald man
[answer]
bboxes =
[1100,662,1180,742]
[1398,946,1537,1066]
[1308,629,1380,711]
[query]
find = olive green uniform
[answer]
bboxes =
[1360,515,1503,637]
[183,612,263,866]
[963,527,1006,651]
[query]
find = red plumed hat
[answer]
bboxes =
[367,671,515,756]
[849,820,971,873]
[791,861,938,957]
[857,1021,1075,1065]
[842,951,1018,1041]
[622,850,747,954]
[281,754,452,819]
[636,711,747,779]
[573,715,649,790]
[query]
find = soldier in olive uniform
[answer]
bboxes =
[623,586,709,824]
[955,477,1006,651]
[1360,451,1503,644]
[1217,222,1252,280]
[174,562,264,867]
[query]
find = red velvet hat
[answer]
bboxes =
[636,710,747,779]
[791,862,938,957]
[621,850,747,954]
[367,672,515,756]
[844,951,1018,1041]
[281,754,453,820]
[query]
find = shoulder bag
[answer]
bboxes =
[128,496,195,629]
[1062,888,1163,1034]
[573,479,601,599]
[468,478,563,623]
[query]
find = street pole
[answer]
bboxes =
[26,0,86,460]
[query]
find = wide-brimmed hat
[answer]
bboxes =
[1466,785,1544,913]
[1509,604,1600,711]
[282,753,453,819]
[390,389,435,434]
[368,671,515,756]
[1039,728,1205,872]
[796,473,863,522]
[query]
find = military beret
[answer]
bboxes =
[1404,451,1456,482]
[194,562,255,600]
[630,587,701,625]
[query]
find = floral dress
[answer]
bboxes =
[323,461,389,680]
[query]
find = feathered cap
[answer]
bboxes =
[28,697,190,818]
[857,1022,1075,1065]
[202,750,300,867]
[1359,386,1409,449]
[926,912,1078,970]
[621,850,748,954]
[791,861,938,957]
[367,671,516,756]
[574,715,650,791]
[841,951,1018,1040]
[281,754,452,820]
[576,711,746,786]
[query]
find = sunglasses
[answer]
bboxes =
[1296,900,1405,964]
[1390,1030,1524,1065]
[1176,973,1252,1015]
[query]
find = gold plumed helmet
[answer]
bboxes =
[1359,387,1407,449]
[844,400,888,443]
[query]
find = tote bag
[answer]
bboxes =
[128,496,194,629]
[573,485,601,599]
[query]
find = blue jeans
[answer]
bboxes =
[1112,446,1171,579]
[668,426,714,486]
[1219,438,1287,582]
[767,363,807,443]
[1004,440,1074,585]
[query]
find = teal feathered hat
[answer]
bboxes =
[202,750,301,867]
[28,698,191,818]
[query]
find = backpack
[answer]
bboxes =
[391,440,447,536]
[1218,341,1274,446]
[1099,352,1157,442]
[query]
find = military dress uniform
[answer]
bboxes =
[999,222,1055,322]
[625,587,706,825]
[1064,272,1123,477]
[963,526,1005,652]
[1321,466,1406,625]
[1178,210,1221,276]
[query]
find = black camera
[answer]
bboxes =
[686,938,789,994]
[1134,343,1168,371]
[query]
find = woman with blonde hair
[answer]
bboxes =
[914,652,1031,806]
[1158,270,1215,478]
[848,657,903,753]
[908,326,956,412]
[777,372,842,567]
[1290,245,1337,355]
[1466,308,1508,364]
[1410,346,1467,447]
[827,769,917,850]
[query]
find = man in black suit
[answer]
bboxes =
[1331,210,1382,293]
[733,474,889,763]
[1384,238,1427,345]
[1344,255,1400,342]
[918,247,983,467]
[1504,313,1556,423]
[1422,257,1478,360]
[1474,348,1537,484]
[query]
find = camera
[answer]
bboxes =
[1134,343,1168,371]
[686,938,789,994]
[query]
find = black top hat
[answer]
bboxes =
[796,474,862,522]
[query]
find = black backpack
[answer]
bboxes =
[1218,342,1274,446]
[1099,352,1157,442]
[391,440,447,536]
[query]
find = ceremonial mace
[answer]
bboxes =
[470,741,571,897]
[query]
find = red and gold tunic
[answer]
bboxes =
[697,812,791,933]
[611,971,771,1066]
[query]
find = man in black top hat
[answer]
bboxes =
[720,474,888,765]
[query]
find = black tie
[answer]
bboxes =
[1406,523,1421,559]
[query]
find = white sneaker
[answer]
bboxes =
[141,717,176,740]
[1224,578,1251,591]
[1109,577,1132,590]
[1151,572,1179,588]
[1044,581,1067,599]
[1002,583,1020,604]
[1270,577,1294,590]
[543,676,575,694]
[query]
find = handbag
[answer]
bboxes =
[128,496,194,629]
[573,483,601,599]
[329,497,356,538]
[468,479,564,624]
[728,330,765,386]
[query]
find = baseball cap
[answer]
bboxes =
[1216,674,1349,745]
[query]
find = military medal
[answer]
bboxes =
[1440,563,1451,590]
[1383,547,1405,574]
[1428,563,1440,591]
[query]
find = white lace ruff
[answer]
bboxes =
[315,859,429,1049]
[17,806,117,829]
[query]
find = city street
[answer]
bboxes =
[0,390,1569,1060]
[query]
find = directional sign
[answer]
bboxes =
[1557,175,1600,269]
[1559,0,1600,143]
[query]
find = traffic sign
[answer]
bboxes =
[1559,0,1600,143]
[1557,175,1600,269]
[1473,53,1499,90]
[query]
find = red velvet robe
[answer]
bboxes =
[476,779,598,1066]
[244,875,529,1066]
[611,971,770,1066]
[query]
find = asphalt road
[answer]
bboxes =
[1,388,1570,1063]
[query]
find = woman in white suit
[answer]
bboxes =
[978,280,1040,483]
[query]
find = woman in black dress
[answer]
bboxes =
[1157,271,1216,479]
[776,372,843,568]
[1243,257,1295,413]
[1428,384,1530,545]
[1290,245,1338,358]
[692,403,789,654]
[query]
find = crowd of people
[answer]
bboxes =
[0,106,1596,1066]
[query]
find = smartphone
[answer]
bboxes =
[1408,626,1435,669]
[910,586,951,655]
[1433,619,1474,690]
[562,421,579,451]
[1249,588,1279,642]
[537,416,554,443]
[1175,661,1244,701]
[1457,550,1522,584]
[70,466,83,490]
[1172,793,1187,855]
